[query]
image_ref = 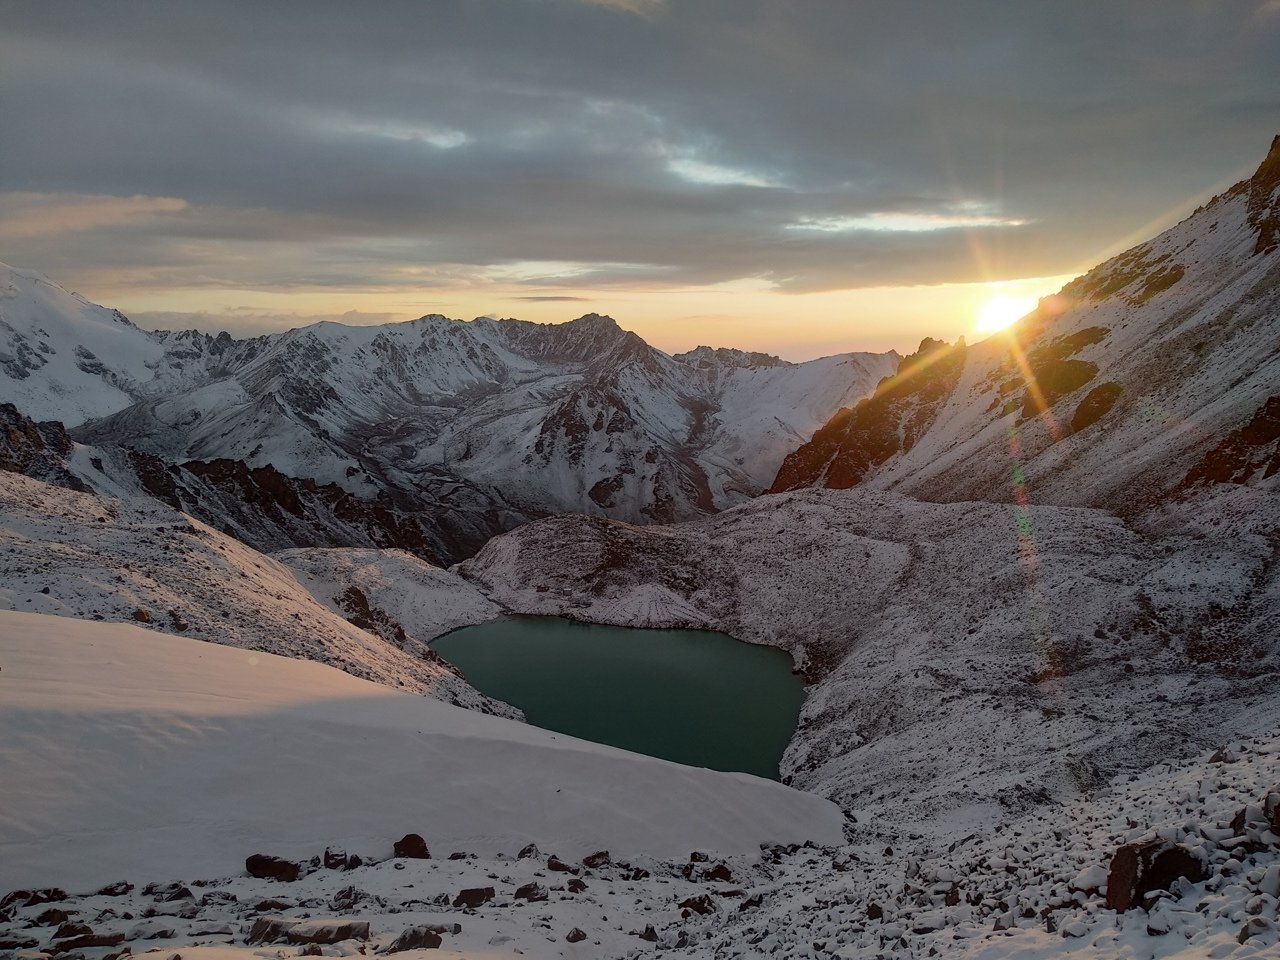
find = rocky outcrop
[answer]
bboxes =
[1104,839,1207,912]
[1184,396,1280,488]
[770,338,966,492]
[0,404,89,492]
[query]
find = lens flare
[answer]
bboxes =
[975,294,1037,335]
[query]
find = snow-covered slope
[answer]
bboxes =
[0,609,845,890]
[0,614,1273,958]
[461,483,1280,833]
[773,135,1280,515]
[0,472,508,713]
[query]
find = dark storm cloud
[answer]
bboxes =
[1,0,1277,294]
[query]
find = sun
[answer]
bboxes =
[975,294,1037,335]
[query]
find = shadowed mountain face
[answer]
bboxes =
[0,268,896,560]
[771,135,1280,515]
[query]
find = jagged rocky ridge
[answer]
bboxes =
[0,262,896,561]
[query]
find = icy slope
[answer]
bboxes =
[461,484,1280,830]
[0,609,846,890]
[775,135,1280,514]
[0,472,506,713]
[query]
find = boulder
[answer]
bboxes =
[547,855,574,873]
[50,931,125,953]
[566,878,588,894]
[96,882,133,897]
[323,847,349,870]
[246,917,297,944]
[703,863,732,883]
[246,854,302,882]
[53,921,93,940]
[36,908,71,926]
[451,887,494,909]
[383,926,443,952]
[1105,839,1207,912]
[581,851,611,869]
[514,883,548,903]
[287,919,371,945]
[566,927,587,943]
[517,843,540,859]
[393,834,430,859]
[679,895,716,915]
[637,924,659,942]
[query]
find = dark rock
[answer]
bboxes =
[514,883,548,903]
[252,898,293,912]
[298,946,323,957]
[246,854,302,882]
[581,850,610,869]
[627,867,650,881]
[517,843,540,859]
[566,927,587,943]
[547,855,575,874]
[451,887,494,909]
[689,851,709,863]
[738,894,764,912]
[1239,917,1274,944]
[95,882,133,897]
[447,852,468,861]
[323,847,349,870]
[1105,839,1207,912]
[703,863,732,883]
[2,888,68,909]
[0,934,39,950]
[383,926,443,952]
[287,920,370,945]
[1071,383,1123,432]
[867,902,884,920]
[566,878,588,894]
[51,931,126,953]
[53,921,94,940]
[37,907,71,926]
[637,924,659,942]
[152,883,193,903]
[678,895,716,915]
[247,917,296,945]
[393,834,430,859]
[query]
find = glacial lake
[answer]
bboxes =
[432,616,805,780]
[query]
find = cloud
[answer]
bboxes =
[0,0,1275,310]
[0,192,187,239]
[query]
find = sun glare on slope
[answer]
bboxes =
[974,293,1037,335]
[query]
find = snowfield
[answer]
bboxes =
[0,609,845,892]
[0,606,1274,958]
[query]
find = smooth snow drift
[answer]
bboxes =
[0,610,845,891]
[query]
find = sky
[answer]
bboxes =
[1,0,1278,359]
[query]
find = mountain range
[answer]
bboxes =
[0,266,895,561]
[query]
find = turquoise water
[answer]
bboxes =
[432,616,805,780]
